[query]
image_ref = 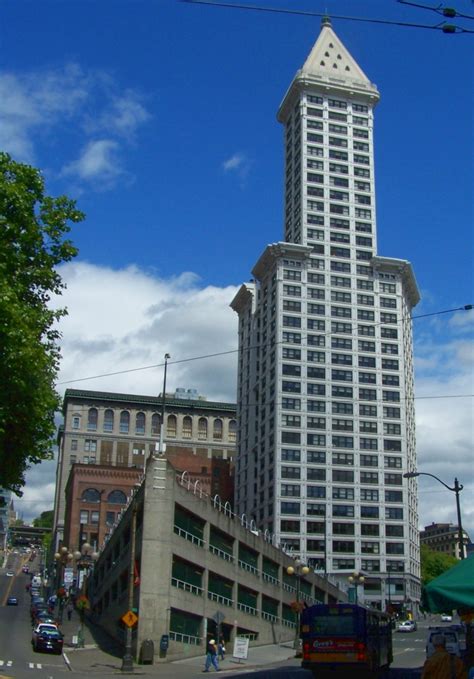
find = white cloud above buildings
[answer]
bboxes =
[0,64,150,189]
[15,262,474,541]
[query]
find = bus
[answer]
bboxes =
[300,602,393,677]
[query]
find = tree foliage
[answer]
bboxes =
[33,509,54,528]
[0,152,84,494]
[420,544,458,585]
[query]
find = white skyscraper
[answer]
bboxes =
[231,18,421,612]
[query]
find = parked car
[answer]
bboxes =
[426,629,461,658]
[32,623,59,645]
[32,628,64,654]
[6,597,18,606]
[5,571,14,577]
[398,620,417,633]
[33,612,58,627]
[441,613,453,622]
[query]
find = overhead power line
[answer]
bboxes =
[181,0,474,33]
[397,0,474,21]
[56,303,473,387]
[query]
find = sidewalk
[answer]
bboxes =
[59,611,302,677]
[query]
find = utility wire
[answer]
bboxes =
[397,0,474,21]
[181,0,474,33]
[57,303,473,386]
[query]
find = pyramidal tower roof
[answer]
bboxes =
[278,17,379,121]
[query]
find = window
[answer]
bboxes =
[282,381,301,393]
[361,506,379,518]
[281,502,300,515]
[383,406,400,419]
[361,541,379,554]
[307,433,326,446]
[360,489,379,501]
[84,439,97,453]
[360,471,378,484]
[332,337,352,350]
[87,408,98,431]
[333,505,354,517]
[282,397,301,411]
[108,490,127,505]
[283,315,301,328]
[358,309,375,321]
[283,300,302,312]
[282,466,301,480]
[281,484,300,497]
[382,374,400,386]
[361,523,379,535]
[385,490,403,503]
[183,416,193,439]
[135,412,146,435]
[307,468,326,481]
[282,431,301,444]
[384,439,402,451]
[384,455,402,468]
[283,363,301,376]
[360,454,378,467]
[120,411,130,434]
[385,472,403,485]
[333,523,355,535]
[332,487,354,500]
[198,417,208,440]
[386,525,404,537]
[386,542,404,555]
[332,386,353,398]
[360,404,377,417]
[151,413,161,436]
[307,450,326,463]
[332,369,353,382]
[282,414,301,427]
[80,510,89,524]
[359,388,377,401]
[282,332,302,344]
[91,510,99,525]
[282,448,301,462]
[103,409,114,432]
[333,541,354,553]
[307,415,326,429]
[332,469,354,482]
[167,414,177,437]
[307,503,326,516]
[81,488,101,503]
[72,415,80,429]
[283,347,301,360]
[283,284,301,297]
[359,372,376,384]
[71,439,78,451]
[386,507,403,520]
[360,437,378,450]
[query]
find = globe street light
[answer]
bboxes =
[348,572,365,606]
[404,471,466,559]
[54,547,74,622]
[287,560,311,652]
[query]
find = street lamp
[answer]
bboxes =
[287,560,311,652]
[348,572,365,606]
[403,471,466,559]
[54,546,74,621]
[73,542,99,648]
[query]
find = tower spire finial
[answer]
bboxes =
[321,14,331,28]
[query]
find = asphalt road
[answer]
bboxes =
[0,560,447,679]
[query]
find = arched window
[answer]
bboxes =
[167,414,177,438]
[120,411,130,434]
[151,413,161,436]
[103,409,114,433]
[213,418,223,441]
[87,408,98,431]
[135,412,146,435]
[229,419,237,443]
[182,416,193,439]
[81,488,101,503]
[108,490,127,505]
[198,417,208,440]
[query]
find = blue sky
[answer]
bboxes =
[2,0,473,535]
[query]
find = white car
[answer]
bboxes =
[441,613,453,622]
[397,620,417,633]
[426,630,460,658]
[6,571,14,577]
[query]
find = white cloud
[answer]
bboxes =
[222,152,252,182]
[15,264,474,541]
[0,64,150,188]
[61,139,123,187]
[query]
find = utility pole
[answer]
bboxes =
[121,505,137,673]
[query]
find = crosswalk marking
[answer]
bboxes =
[0,660,13,666]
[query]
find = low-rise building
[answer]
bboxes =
[88,457,347,662]
[420,522,471,560]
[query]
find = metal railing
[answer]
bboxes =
[171,577,203,596]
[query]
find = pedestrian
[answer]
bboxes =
[421,634,467,679]
[67,603,73,621]
[203,638,220,672]
[218,638,226,661]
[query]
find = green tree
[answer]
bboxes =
[33,509,54,528]
[0,152,84,494]
[420,544,458,585]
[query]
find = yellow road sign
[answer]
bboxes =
[122,610,138,627]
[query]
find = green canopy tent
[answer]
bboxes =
[422,556,474,613]
[422,556,474,668]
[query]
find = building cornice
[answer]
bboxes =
[371,256,421,309]
[252,242,313,281]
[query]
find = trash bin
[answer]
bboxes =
[140,639,154,664]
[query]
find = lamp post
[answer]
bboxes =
[74,542,99,648]
[121,505,138,673]
[54,546,74,621]
[404,471,466,559]
[348,572,365,606]
[158,353,171,456]
[287,560,310,652]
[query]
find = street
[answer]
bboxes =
[0,563,440,679]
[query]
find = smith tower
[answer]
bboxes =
[231,19,421,611]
